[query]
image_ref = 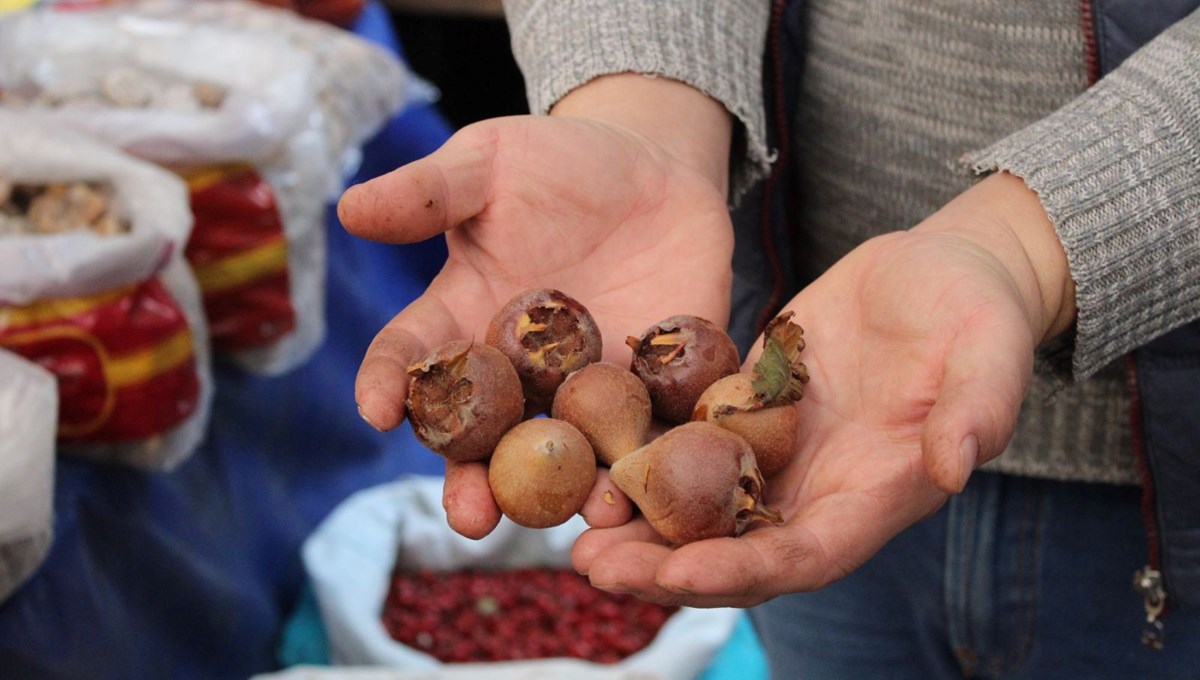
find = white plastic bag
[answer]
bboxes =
[301,476,739,680]
[0,349,57,604]
[0,7,329,375]
[0,112,212,470]
[139,0,428,374]
[132,0,425,191]
[0,10,313,166]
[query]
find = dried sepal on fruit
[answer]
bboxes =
[752,311,810,406]
[609,422,782,545]
[405,340,524,462]
[485,288,602,415]
[488,418,597,528]
[551,362,652,466]
[626,315,740,424]
[692,312,809,476]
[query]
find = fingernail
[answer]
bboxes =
[958,433,978,491]
[358,403,386,432]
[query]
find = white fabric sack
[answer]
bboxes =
[0,112,212,470]
[301,476,739,680]
[253,664,665,680]
[0,349,57,604]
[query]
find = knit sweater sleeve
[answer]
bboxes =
[501,0,772,203]
[964,11,1200,381]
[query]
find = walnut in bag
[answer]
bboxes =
[0,177,128,237]
[0,113,212,470]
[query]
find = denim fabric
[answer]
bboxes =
[748,472,1200,679]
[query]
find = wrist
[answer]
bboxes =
[915,172,1077,344]
[550,73,733,199]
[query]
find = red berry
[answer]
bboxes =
[380,566,678,663]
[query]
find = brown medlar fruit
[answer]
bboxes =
[551,362,652,466]
[485,288,602,415]
[405,340,524,462]
[488,418,597,528]
[609,421,782,545]
[692,312,809,476]
[626,315,740,423]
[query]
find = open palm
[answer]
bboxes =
[338,114,735,536]
[573,228,1039,607]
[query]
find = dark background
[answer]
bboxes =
[389,7,528,128]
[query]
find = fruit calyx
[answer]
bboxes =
[406,343,475,448]
[518,299,590,371]
[707,312,810,422]
[733,454,783,534]
[625,326,690,374]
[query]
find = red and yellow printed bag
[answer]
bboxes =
[0,113,212,470]
[0,279,199,442]
[180,163,296,354]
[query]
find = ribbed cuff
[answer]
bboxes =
[964,15,1200,380]
[503,0,772,203]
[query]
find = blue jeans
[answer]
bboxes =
[749,472,1200,679]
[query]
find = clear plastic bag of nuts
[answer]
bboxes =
[0,5,382,375]
[130,0,425,192]
[0,112,213,470]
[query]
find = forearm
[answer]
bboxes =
[965,10,1200,379]
[502,0,771,202]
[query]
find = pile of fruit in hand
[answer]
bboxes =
[387,289,810,663]
[405,288,811,545]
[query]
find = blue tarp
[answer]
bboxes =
[0,5,453,678]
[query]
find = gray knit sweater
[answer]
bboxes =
[503,0,1200,485]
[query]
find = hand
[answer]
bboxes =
[338,76,736,539]
[572,172,1076,607]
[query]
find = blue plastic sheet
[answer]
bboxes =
[0,5,453,678]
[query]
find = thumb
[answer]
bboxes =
[337,121,497,243]
[921,322,1032,493]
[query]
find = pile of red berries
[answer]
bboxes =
[381,566,678,663]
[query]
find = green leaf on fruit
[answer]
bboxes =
[751,312,810,406]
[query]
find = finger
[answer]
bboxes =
[571,519,665,575]
[337,123,496,244]
[581,532,785,608]
[443,459,501,539]
[922,320,1030,493]
[355,293,461,431]
[648,485,945,606]
[578,468,633,529]
[644,531,809,608]
[584,541,684,606]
